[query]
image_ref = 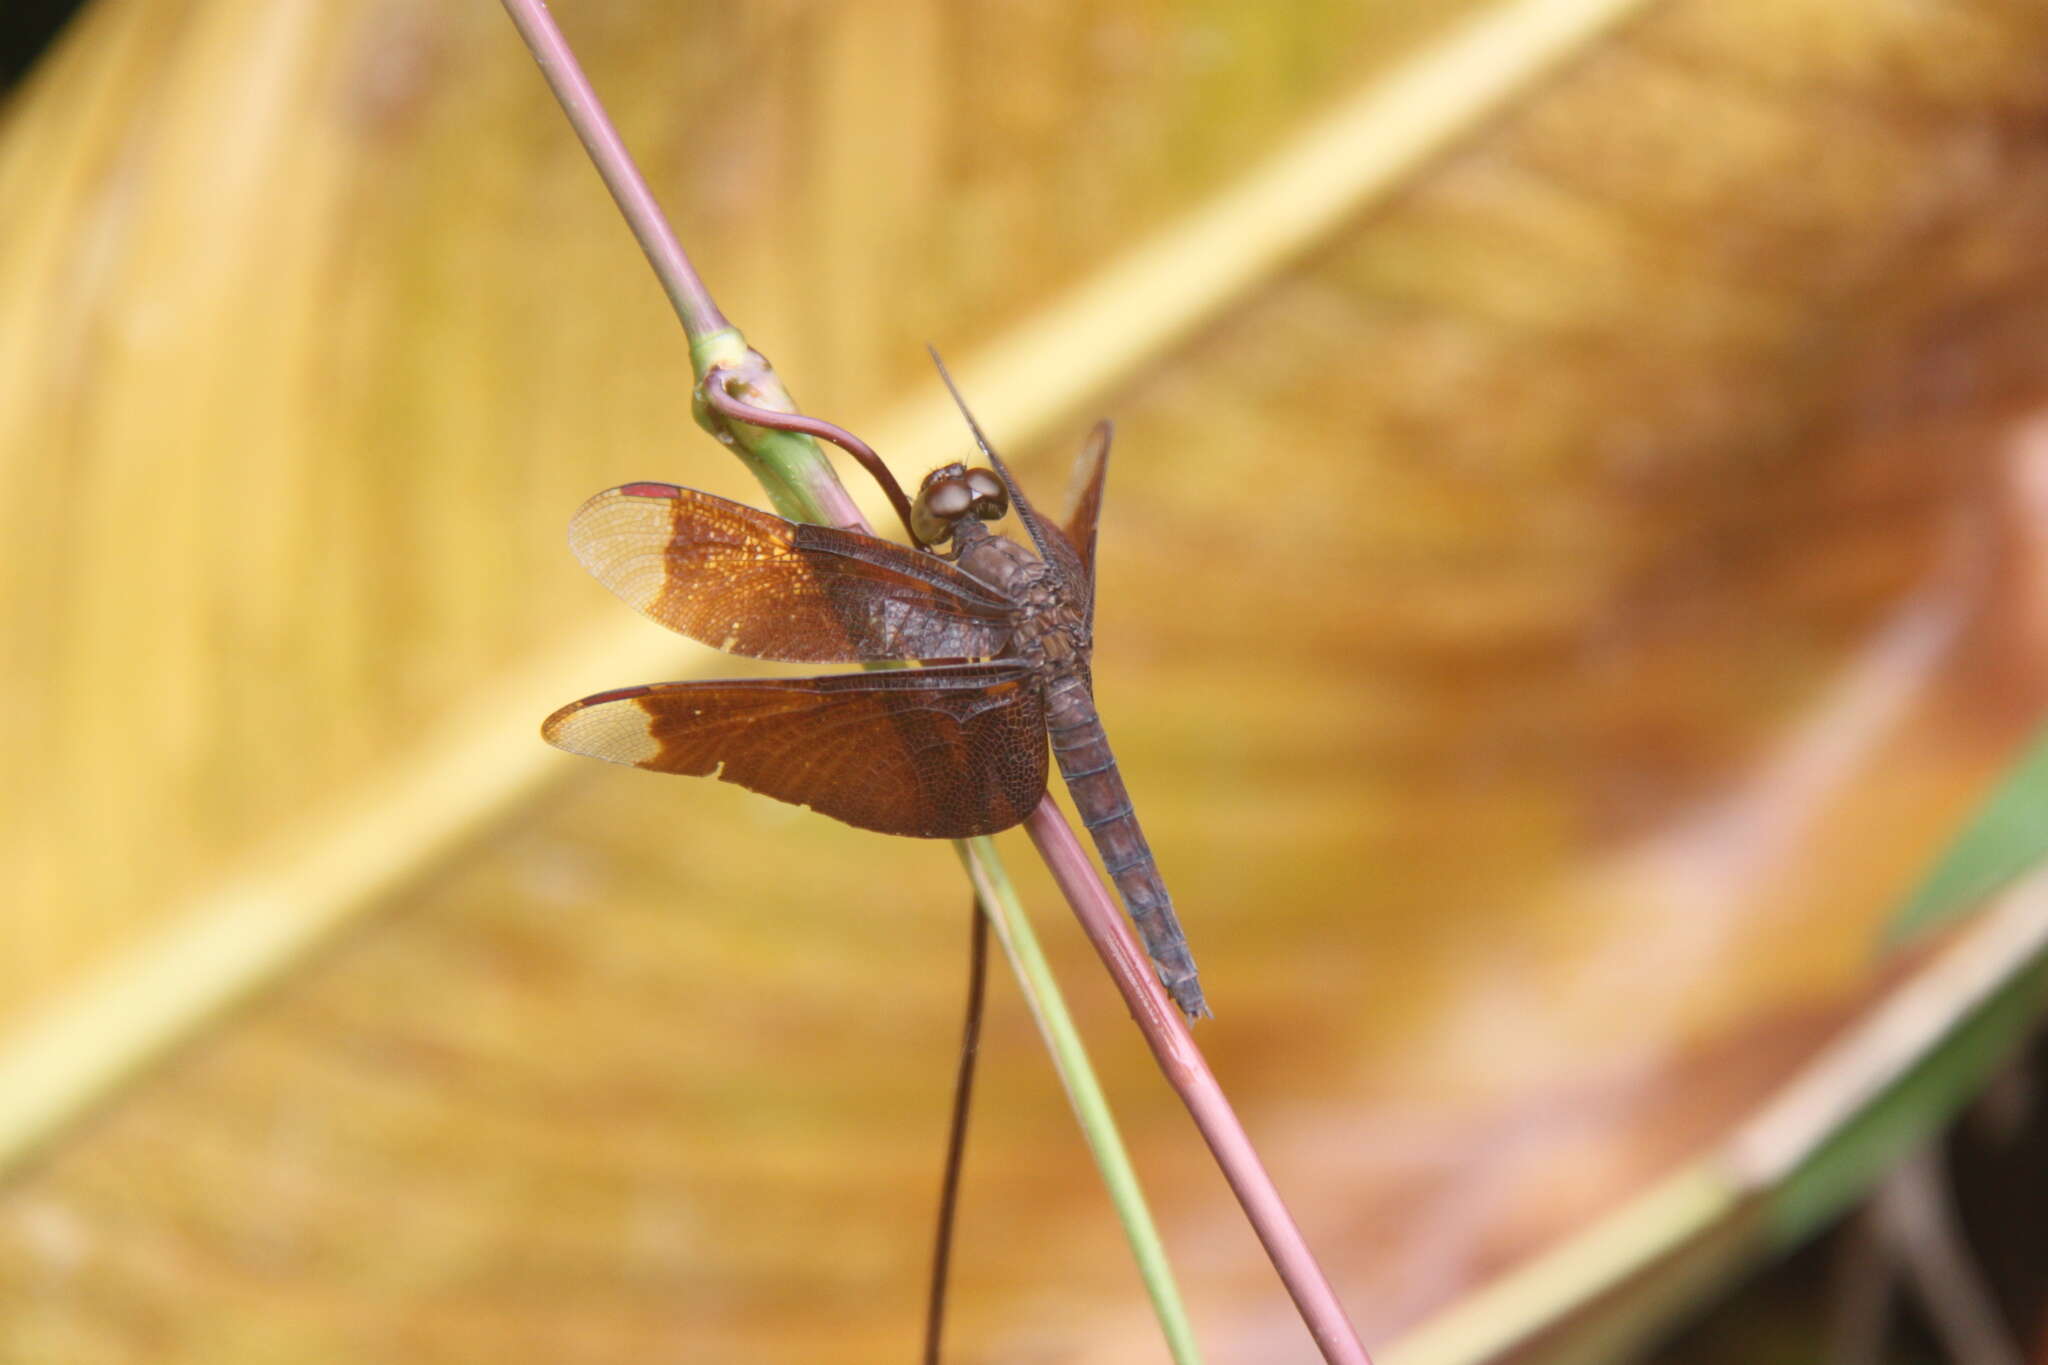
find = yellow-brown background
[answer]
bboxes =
[4,1,2048,1360]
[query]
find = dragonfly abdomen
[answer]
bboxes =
[1045,682,1207,1020]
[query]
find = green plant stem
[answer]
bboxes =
[959,838,1204,1365]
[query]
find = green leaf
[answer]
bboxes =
[1888,721,2048,945]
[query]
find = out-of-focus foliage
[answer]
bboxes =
[1890,726,2048,945]
[3,1,2048,1362]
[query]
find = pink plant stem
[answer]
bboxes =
[1025,796,1372,1365]
[498,0,729,343]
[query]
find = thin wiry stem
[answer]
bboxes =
[923,899,989,1365]
[1827,1199,1896,1365]
[1874,1149,2023,1365]
[959,840,1204,1365]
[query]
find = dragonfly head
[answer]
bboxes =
[911,463,1008,547]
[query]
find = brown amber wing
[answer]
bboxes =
[541,662,1048,838]
[1060,422,1111,613]
[984,450,1092,619]
[568,483,1018,663]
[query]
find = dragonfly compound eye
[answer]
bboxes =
[912,465,978,545]
[964,468,1009,520]
[926,481,972,519]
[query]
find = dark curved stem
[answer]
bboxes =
[700,373,924,545]
[923,898,989,1365]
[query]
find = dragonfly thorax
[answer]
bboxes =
[951,526,1084,670]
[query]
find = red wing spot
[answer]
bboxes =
[576,683,659,707]
[617,482,683,499]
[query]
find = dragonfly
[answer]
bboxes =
[542,387,1206,1019]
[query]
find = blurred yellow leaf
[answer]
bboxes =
[5,1,2048,1362]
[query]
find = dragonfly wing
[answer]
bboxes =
[1058,421,1111,623]
[569,483,1017,663]
[543,662,1048,839]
